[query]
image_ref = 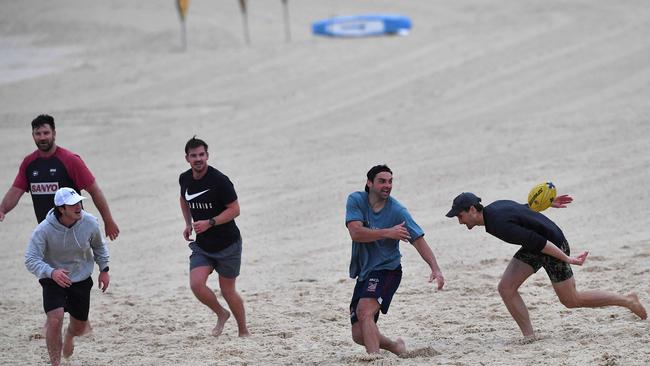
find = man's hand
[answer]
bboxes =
[192,220,212,235]
[429,270,445,290]
[52,269,71,288]
[386,222,411,242]
[568,251,589,266]
[551,194,573,208]
[104,219,120,241]
[98,271,110,292]
[183,225,193,241]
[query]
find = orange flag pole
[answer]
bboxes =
[281,0,291,42]
[176,0,189,50]
[238,0,251,45]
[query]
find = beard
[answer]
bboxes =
[36,140,54,152]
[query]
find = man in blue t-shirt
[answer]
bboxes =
[446,192,647,339]
[345,165,444,355]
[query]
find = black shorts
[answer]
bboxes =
[349,267,402,325]
[39,276,93,321]
[514,240,573,283]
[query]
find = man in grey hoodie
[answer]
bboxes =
[25,187,110,366]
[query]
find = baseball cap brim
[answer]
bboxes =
[445,207,461,218]
[63,196,86,205]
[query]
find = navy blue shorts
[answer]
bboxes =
[39,276,93,321]
[349,267,402,325]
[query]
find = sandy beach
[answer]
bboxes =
[1,0,649,364]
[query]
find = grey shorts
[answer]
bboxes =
[189,238,242,278]
[514,240,573,283]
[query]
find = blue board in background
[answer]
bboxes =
[312,14,412,38]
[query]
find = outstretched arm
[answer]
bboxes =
[551,194,573,208]
[346,220,411,243]
[85,182,119,240]
[541,242,588,265]
[412,236,445,290]
[0,186,25,222]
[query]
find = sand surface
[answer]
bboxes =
[1,1,649,365]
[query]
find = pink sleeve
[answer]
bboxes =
[58,148,96,190]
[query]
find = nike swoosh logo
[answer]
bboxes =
[185,189,210,201]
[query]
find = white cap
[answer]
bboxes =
[54,187,86,206]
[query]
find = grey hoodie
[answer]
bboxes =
[25,209,109,282]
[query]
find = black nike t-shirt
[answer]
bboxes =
[179,166,240,252]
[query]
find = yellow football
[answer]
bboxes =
[527,182,556,212]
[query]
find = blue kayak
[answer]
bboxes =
[312,14,411,37]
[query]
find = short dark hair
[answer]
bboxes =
[467,203,484,212]
[365,164,392,192]
[53,205,63,219]
[31,115,55,131]
[185,136,208,154]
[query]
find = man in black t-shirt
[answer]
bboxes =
[179,136,250,337]
[446,192,647,339]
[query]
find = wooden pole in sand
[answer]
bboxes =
[281,0,291,42]
[176,0,189,50]
[238,0,251,45]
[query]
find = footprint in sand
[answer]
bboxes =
[400,346,441,358]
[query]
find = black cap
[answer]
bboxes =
[446,192,481,217]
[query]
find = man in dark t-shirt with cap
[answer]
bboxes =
[446,192,647,339]
[179,136,249,337]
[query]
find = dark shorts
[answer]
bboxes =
[39,276,93,321]
[189,238,242,278]
[514,240,573,283]
[349,267,402,325]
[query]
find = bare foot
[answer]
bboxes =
[628,293,647,319]
[238,329,251,337]
[80,321,93,337]
[62,330,74,359]
[392,337,406,356]
[211,311,231,337]
[519,334,539,344]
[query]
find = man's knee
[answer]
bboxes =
[67,321,88,336]
[351,325,364,345]
[218,276,240,299]
[220,286,238,300]
[189,279,205,294]
[356,299,379,321]
[497,281,513,298]
[558,294,580,308]
[189,271,211,294]
[46,309,64,323]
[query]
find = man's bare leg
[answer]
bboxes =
[219,276,250,336]
[62,316,91,359]
[354,298,406,355]
[628,293,648,319]
[190,266,231,336]
[45,308,64,366]
[498,258,536,338]
[42,319,91,337]
[553,277,648,319]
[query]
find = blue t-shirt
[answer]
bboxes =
[345,191,424,281]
